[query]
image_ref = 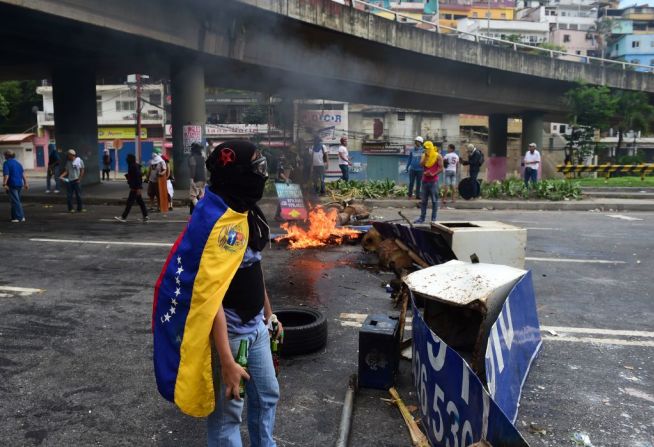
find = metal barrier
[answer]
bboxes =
[556,163,654,180]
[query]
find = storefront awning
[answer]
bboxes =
[0,133,35,144]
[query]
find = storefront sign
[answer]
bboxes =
[98,127,147,140]
[274,183,307,220]
[205,124,270,136]
[182,125,203,155]
[361,142,405,155]
[299,108,348,145]
[412,296,528,447]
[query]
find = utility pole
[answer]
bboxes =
[136,73,142,163]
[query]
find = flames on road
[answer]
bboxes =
[278,207,361,249]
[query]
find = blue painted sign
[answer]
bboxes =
[412,295,529,447]
[484,271,542,423]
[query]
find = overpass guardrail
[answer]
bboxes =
[352,0,654,73]
[556,163,654,180]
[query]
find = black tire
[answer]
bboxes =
[276,307,328,357]
[458,177,481,200]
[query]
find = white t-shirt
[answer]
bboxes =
[338,145,349,166]
[444,152,459,173]
[524,150,541,171]
[311,145,326,167]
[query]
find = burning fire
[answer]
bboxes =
[279,207,361,249]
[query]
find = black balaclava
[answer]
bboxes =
[206,140,269,251]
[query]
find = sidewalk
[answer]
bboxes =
[5,179,654,211]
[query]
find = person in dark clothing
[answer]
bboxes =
[46,145,61,193]
[114,153,149,222]
[102,149,112,181]
[188,142,207,215]
[461,143,484,181]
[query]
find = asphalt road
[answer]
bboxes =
[0,201,652,447]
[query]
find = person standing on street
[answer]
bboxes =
[101,149,112,181]
[414,141,443,224]
[146,148,167,211]
[59,149,85,213]
[405,136,424,199]
[152,141,283,447]
[442,144,460,205]
[523,143,541,188]
[46,145,61,193]
[3,150,28,222]
[114,153,149,223]
[188,142,207,215]
[461,143,484,182]
[337,136,352,181]
[310,136,327,195]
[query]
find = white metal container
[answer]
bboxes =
[430,221,527,269]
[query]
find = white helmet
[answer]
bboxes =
[415,136,424,143]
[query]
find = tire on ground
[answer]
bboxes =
[276,307,327,356]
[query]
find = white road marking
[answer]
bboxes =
[0,286,44,294]
[607,215,644,221]
[30,238,172,247]
[340,320,413,331]
[526,257,625,264]
[541,326,654,338]
[543,335,654,348]
[525,228,561,231]
[621,387,654,404]
[99,219,189,224]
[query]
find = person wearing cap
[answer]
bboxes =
[414,141,444,224]
[146,148,167,211]
[523,143,541,188]
[461,143,484,182]
[337,136,352,181]
[405,136,424,199]
[3,150,29,222]
[59,149,85,213]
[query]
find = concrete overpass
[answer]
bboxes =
[1,0,652,183]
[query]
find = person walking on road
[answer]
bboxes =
[114,153,149,223]
[188,142,207,215]
[46,145,61,193]
[3,150,28,222]
[59,149,85,213]
[414,141,443,224]
[461,143,484,182]
[101,149,112,181]
[152,140,283,447]
[337,136,352,181]
[442,144,459,205]
[523,143,541,188]
[310,136,327,195]
[405,136,424,199]
[146,148,167,211]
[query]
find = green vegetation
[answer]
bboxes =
[481,179,582,201]
[326,180,407,199]
[573,176,654,187]
[0,80,40,133]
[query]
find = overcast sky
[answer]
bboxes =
[619,0,654,7]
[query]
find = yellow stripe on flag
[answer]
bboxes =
[175,208,249,417]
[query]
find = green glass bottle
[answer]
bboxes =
[236,339,249,398]
[271,321,280,377]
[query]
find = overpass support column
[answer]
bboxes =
[521,111,544,179]
[52,66,99,185]
[487,114,508,181]
[171,63,206,189]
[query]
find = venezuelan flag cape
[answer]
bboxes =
[153,188,248,417]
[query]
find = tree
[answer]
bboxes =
[0,80,40,133]
[589,18,613,61]
[611,90,654,157]
[564,84,617,164]
[242,104,268,124]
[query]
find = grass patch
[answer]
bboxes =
[572,176,654,187]
[481,178,582,201]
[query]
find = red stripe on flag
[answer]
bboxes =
[152,228,188,333]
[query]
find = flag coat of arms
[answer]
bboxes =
[153,189,248,417]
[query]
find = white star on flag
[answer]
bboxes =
[175,277,180,285]
[162,256,184,325]
[163,313,171,322]
[176,266,184,276]
[171,298,178,306]
[177,256,182,265]
[169,307,176,315]
[175,288,181,297]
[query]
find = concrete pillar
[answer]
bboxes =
[487,114,508,181]
[171,62,206,189]
[521,111,544,179]
[52,66,99,185]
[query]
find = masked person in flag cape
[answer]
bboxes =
[152,140,283,447]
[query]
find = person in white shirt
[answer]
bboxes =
[310,136,327,195]
[523,143,541,187]
[337,136,351,181]
[442,144,460,204]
